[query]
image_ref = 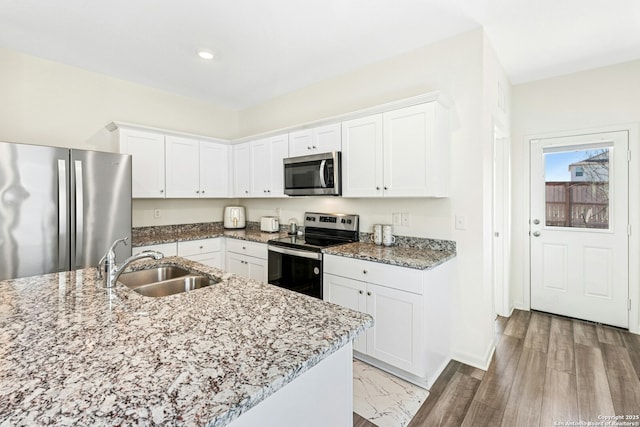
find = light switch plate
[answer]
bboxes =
[455,215,466,230]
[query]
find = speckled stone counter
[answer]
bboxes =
[132,222,288,247]
[324,241,456,270]
[0,257,372,426]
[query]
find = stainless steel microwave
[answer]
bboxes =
[283,151,341,196]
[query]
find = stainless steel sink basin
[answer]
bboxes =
[131,276,216,298]
[118,266,190,287]
[118,266,216,297]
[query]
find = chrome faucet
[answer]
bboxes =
[98,237,164,288]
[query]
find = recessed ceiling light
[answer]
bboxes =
[197,49,215,60]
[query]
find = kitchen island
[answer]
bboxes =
[0,257,372,426]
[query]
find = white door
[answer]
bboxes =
[530,131,629,328]
[233,143,251,197]
[200,141,229,198]
[250,139,270,197]
[165,136,199,198]
[366,283,424,376]
[120,130,165,198]
[268,134,289,197]
[383,103,435,197]
[341,114,384,197]
[323,273,368,353]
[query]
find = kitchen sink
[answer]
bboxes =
[118,266,216,297]
[117,266,190,287]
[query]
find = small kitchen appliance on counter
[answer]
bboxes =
[223,206,246,229]
[260,216,280,233]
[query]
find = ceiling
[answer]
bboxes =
[1,0,639,110]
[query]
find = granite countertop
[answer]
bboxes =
[323,241,456,270]
[0,257,372,426]
[132,223,288,247]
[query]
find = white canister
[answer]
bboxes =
[370,224,382,245]
[382,224,396,246]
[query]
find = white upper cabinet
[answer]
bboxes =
[247,134,289,197]
[199,141,230,197]
[288,123,341,157]
[342,102,450,197]
[341,114,384,197]
[166,136,230,198]
[233,142,251,197]
[118,129,166,198]
[165,136,200,198]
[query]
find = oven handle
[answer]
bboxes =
[268,245,322,260]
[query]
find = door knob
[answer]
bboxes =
[532,231,541,237]
[533,219,540,225]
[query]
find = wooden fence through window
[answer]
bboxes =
[545,182,609,228]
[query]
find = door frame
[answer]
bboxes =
[493,125,511,317]
[522,124,640,334]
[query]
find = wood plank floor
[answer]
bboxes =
[354,310,640,427]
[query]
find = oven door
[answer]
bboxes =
[268,245,322,299]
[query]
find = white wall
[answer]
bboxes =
[511,59,640,332]
[0,46,241,226]
[239,29,500,369]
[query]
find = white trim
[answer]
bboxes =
[106,91,452,146]
[231,91,451,143]
[451,337,496,372]
[522,123,640,333]
[106,121,230,144]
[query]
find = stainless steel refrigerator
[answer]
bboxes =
[0,141,132,281]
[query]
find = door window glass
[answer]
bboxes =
[544,148,610,229]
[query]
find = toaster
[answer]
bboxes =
[260,216,280,233]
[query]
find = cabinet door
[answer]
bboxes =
[323,273,367,353]
[341,115,383,197]
[383,103,436,197]
[247,257,267,283]
[119,130,165,198]
[366,283,424,376]
[133,242,178,257]
[165,136,200,198]
[250,138,270,197]
[269,134,289,197]
[226,253,249,277]
[288,129,314,157]
[200,141,229,197]
[314,123,341,153]
[233,143,251,197]
[186,252,222,269]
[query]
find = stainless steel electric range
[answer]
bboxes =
[267,212,359,299]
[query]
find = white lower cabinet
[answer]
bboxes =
[225,239,268,282]
[323,254,452,389]
[177,238,223,269]
[133,242,178,257]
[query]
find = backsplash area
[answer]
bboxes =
[133,197,454,241]
[133,221,456,253]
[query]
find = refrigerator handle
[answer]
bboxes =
[57,159,68,270]
[74,160,84,267]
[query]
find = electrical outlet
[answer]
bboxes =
[154,209,161,219]
[392,212,402,226]
[401,213,410,227]
[275,207,281,218]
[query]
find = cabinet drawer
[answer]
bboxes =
[226,238,267,259]
[185,252,222,269]
[324,254,423,294]
[133,242,178,257]
[178,238,222,256]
